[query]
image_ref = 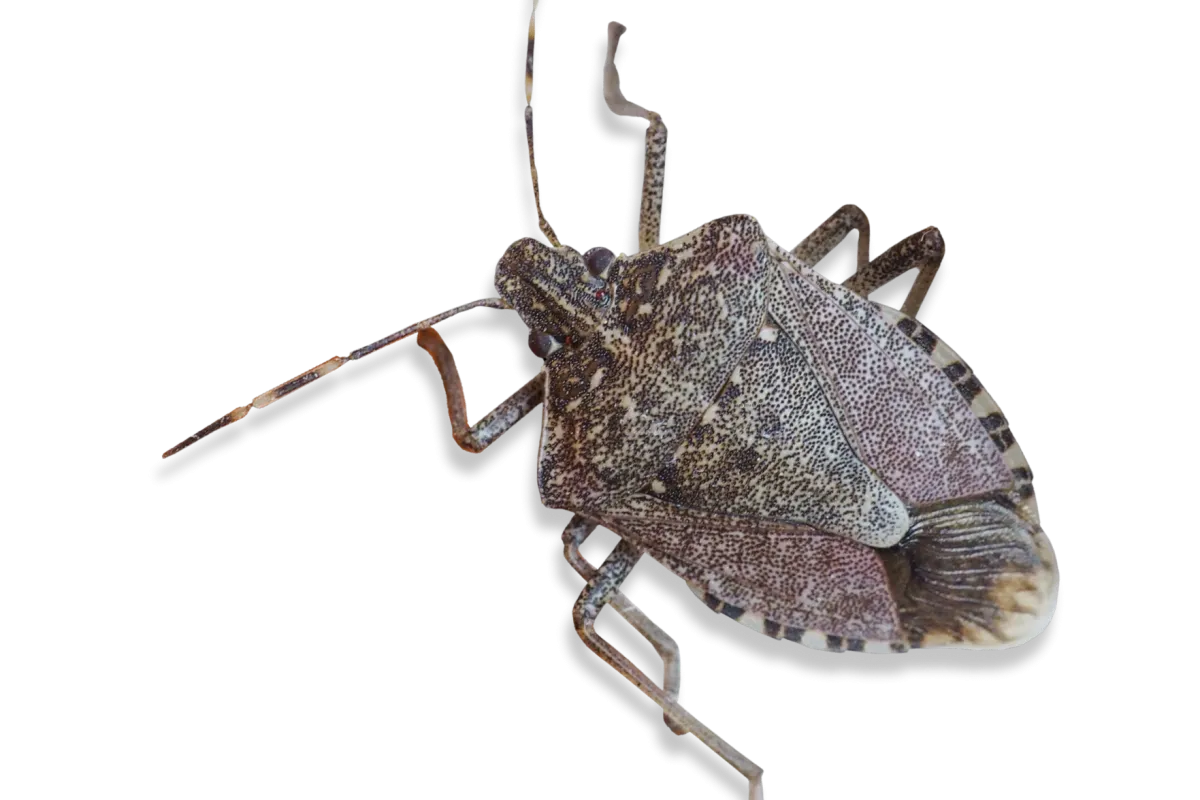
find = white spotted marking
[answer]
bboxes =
[970,392,1002,418]
[1004,446,1029,471]
[800,631,829,650]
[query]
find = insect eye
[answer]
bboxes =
[584,247,615,279]
[592,288,611,306]
[528,331,563,359]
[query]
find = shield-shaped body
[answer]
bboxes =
[498,214,1057,652]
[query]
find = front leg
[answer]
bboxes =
[604,22,667,252]
[416,328,543,453]
[574,539,765,799]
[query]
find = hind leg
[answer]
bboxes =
[574,538,765,799]
[843,226,944,318]
[793,204,945,317]
[792,203,872,271]
[562,516,684,734]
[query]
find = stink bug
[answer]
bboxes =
[157,3,1060,796]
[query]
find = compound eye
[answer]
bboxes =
[583,247,615,279]
[528,331,563,359]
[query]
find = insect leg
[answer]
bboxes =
[791,203,871,271]
[575,539,765,799]
[603,22,667,252]
[415,328,543,454]
[842,226,945,318]
[562,516,685,735]
[523,1,559,247]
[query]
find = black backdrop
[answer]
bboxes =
[150,4,1060,796]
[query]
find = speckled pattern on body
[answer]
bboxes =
[641,292,911,548]
[597,497,904,642]
[498,214,1057,651]
[499,216,771,511]
[769,245,1013,508]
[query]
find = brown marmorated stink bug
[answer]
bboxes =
[164,3,1059,797]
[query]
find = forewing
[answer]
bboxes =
[596,495,904,647]
[766,246,1013,507]
[636,312,911,547]
[598,494,1057,651]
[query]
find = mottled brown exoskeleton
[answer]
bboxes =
[164,5,1058,797]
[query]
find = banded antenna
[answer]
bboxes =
[524,0,561,247]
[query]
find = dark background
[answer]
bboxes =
[147,3,1060,796]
